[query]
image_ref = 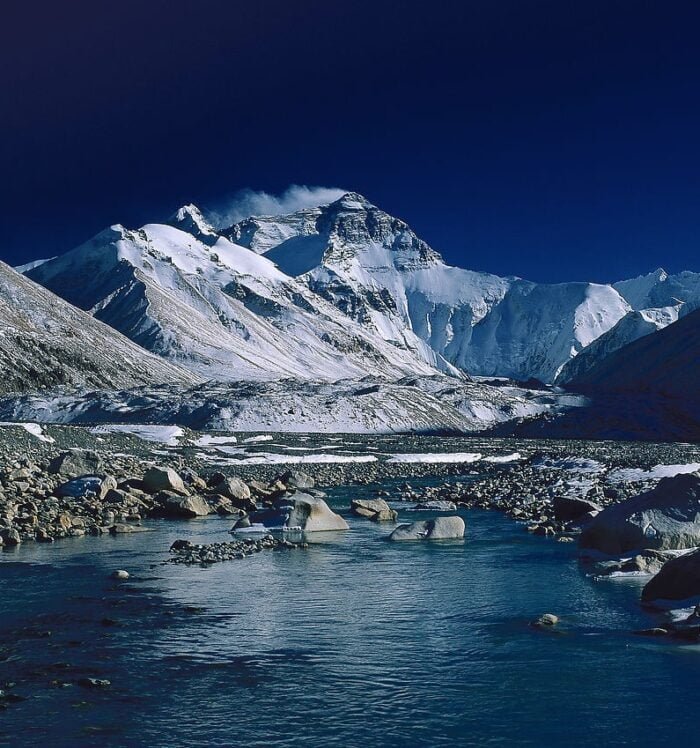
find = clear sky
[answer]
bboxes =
[2,0,700,282]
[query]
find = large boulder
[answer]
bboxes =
[56,474,117,500]
[553,495,602,523]
[143,467,189,496]
[579,472,700,555]
[591,549,674,577]
[48,450,103,476]
[388,516,465,541]
[278,470,315,490]
[207,477,255,510]
[641,548,700,604]
[248,494,348,532]
[351,499,397,522]
[155,491,212,518]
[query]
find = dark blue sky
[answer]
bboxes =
[2,0,700,282]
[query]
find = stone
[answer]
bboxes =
[207,477,255,510]
[641,548,700,604]
[413,500,458,512]
[580,472,700,554]
[111,570,130,580]
[532,613,559,627]
[248,494,348,532]
[553,495,602,522]
[351,498,397,522]
[48,450,103,476]
[143,467,189,496]
[2,529,21,546]
[591,549,674,577]
[156,492,212,518]
[109,523,150,534]
[56,474,116,500]
[388,516,465,541]
[278,470,315,490]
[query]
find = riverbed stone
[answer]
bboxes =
[351,498,397,522]
[249,494,348,532]
[388,516,465,541]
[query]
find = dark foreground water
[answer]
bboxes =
[1,480,698,748]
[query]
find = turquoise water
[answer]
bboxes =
[1,480,698,747]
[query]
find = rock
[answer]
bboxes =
[641,548,700,604]
[388,516,465,541]
[170,539,193,552]
[56,474,116,500]
[248,494,348,532]
[580,472,700,554]
[231,514,251,530]
[413,500,457,512]
[109,523,150,534]
[77,678,110,688]
[48,450,103,476]
[143,466,189,496]
[155,492,212,518]
[111,570,130,580]
[591,549,674,577]
[633,628,669,637]
[532,613,559,627]
[2,529,21,546]
[553,495,602,522]
[278,470,315,490]
[207,477,255,510]
[350,498,397,522]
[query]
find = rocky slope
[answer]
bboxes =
[0,260,197,394]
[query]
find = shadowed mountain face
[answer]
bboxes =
[0,261,198,394]
[565,306,700,401]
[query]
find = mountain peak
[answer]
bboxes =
[169,203,218,240]
[330,192,375,211]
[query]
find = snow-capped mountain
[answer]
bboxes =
[26,210,453,381]
[228,193,632,381]
[23,191,700,385]
[0,261,197,393]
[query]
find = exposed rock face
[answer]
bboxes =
[143,467,189,496]
[641,548,700,604]
[249,494,349,532]
[350,498,397,522]
[579,472,700,554]
[388,516,465,541]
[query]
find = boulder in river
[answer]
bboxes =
[590,549,674,577]
[579,472,700,555]
[351,499,397,522]
[641,548,700,605]
[388,516,465,541]
[278,470,315,490]
[248,494,348,532]
[413,500,458,512]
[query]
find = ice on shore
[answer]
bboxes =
[386,452,482,464]
[89,424,184,446]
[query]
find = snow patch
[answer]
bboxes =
[90,424,184,446]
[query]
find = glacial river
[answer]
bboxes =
[1,478,698,747]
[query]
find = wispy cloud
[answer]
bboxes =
[208,185,348,227]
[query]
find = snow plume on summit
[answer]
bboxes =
[209,185,347,227]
